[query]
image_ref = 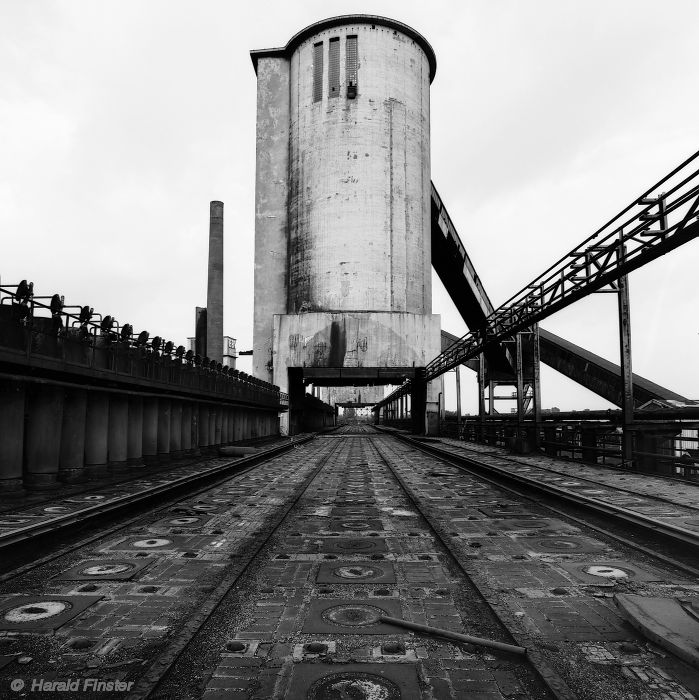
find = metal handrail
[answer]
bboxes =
[0,280,281,398]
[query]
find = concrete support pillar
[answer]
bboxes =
[59,388,87,483]
[157,399,171,462]
[170,400,183,458]
[107,395,129,471]
[84,392,109,479]
[127,396,144,467]
[214,406,223,446]
[0,379,25,493]
[225,408,233,444]
[190,402,200,454]
[181,402,193,454]
[142,397,159,465]
[199,404,210,452]
[25,385,64,489]
[208,406,217,449]
[288,368,305,436]
[232,408,241,441]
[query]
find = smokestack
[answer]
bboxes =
[206,201,224,363]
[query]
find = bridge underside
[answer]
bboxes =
[301,367,418,387]
[430,184,687,407]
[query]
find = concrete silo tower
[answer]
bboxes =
[251,15,440,433]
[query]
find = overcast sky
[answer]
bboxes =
[1,0,697,411]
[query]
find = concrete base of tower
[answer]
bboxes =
[272,312,441,435]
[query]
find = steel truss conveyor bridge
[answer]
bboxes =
[377,150,699,443]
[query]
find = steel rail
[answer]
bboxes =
[130,438,345,700]
[389,431,699,556]
[0,437,314,553]
[434,439,699,510]
[369,436,576,700]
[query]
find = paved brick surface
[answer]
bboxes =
[380,436,699,700]
[2,432,696,699]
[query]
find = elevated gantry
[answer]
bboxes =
[251,16,442,434]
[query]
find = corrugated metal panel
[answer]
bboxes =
[328,37,340,98]
[313,42,323,102]
[346,35,358,90]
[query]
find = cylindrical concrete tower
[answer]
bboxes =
[285,20,433,315]
[251,16,441,432]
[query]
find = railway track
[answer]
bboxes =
[385,430,699,570]
[0,429,696,699]
[0,436,313,560]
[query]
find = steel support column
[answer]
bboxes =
[455,365,462,438]
[532,324,542,447]
[411,369,427,435]
[515,333,525,428]
[617,261,634,465]
[477,355,486,442]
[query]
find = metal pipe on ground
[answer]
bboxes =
[378,615,527,656]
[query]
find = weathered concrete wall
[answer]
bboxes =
[272,312,441,392]
[252,57,291,383]
[287,24,432,315]
[322,385,385,406]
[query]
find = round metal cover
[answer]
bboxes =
[331,565,384,580]
[44,506,70,513]
[584,565,630,579]
[5,601,71,623]
[533,539,581,551]
[168,517,202,526]
[131,538,172,548]
[335,540,377,552]
[66,495,106,503]
[192,504,217,512]
[307,671,400,700]
[340,521,371,529]
[322,604,385,627]
[82,564,134,576]
[503,519,550,529]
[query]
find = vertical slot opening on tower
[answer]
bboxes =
[313,42,323,102]
[346,35,358,98]
[329,37,340,98]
